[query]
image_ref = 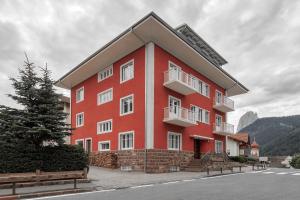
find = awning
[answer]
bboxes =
[190,135,214,141]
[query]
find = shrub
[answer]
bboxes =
[0,142,88,173]
[290,155,300,169]
[229,156,247,163]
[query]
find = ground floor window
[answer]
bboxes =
[119,131,134,150]
[168,132,182,150]
[98,141,110,151]
[75,139,84,148]
[215,140,223,154]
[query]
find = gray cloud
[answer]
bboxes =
[0,0,300,127]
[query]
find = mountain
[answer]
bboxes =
[237,111,258,132]
[240,115,300,156]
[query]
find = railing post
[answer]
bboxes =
[220,167,223,174]
[252,164,255,170]
[207,168,209,175]
[84,167,88,179]
[12,182,16,195]
[74,178,77,189]
[231,167,233,173]
[239,166,242,172]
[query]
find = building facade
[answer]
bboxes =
[56,12,248,172]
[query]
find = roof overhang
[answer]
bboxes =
[190,135,214,141]
[55,12,248,97]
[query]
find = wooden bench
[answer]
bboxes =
[0,168,88,195]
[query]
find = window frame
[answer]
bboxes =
[97,88,113,105]
[167,131,182,151]
[98,65,113,82]
[76,87,84,103]
[120,59,134,83]
[98,140,111,152]
[215,140,223,154]
[120,94,134,116]
[75,139,84,148]
[76,112,84,127]
[119,131,134,150]
[85,138,92,153]
[215,114,223,127]
[97,119,113,134]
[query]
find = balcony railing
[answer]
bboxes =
[163,106,196,127]
[213,96,234,112]
[213,122,234,135]
[163,69,198,95]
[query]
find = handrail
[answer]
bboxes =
[214,95,234,110]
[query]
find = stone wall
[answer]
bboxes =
[89,149,194,173]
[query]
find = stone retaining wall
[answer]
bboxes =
[89,149,194,173]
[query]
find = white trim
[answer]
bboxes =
[97,119,113,134]
[98,65,113,82]
[120,94,134,116]
[118,131,135,150]
[145,42,155,149]
[75,112,84,127]
[75,86,84,103]
[120,59,134,83]
[97,88,113,105]
[85,137,92,152]
[167,131,182,151]
[168,95,181,107]
[75,139,84,147]
[98,140,111,151]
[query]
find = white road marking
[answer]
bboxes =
[291,173,300,176]
[182,179,196,182]
[162,181,180,184]
[262,171,275,174]
[130,184,154,189]
[277,172,288,175]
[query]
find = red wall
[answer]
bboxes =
[71,47,146,151]
[153,45,226,153]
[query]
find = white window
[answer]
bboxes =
[119,131,134,150]
[168,132,182,150]
[216,90,222,104]
[98,65,113,82]
[76,112,84,127]
[197,80,210,98]
[75,139,84,148]
[215,140,223,154]
[98,141,110,151]
[120,94,134,116]
[190,105,209,124]
[120,60,134,83]
[98,88,113,105]
[85,138,92,153]
[76,87,84,103]
[215,115,222,127]
[97,119,112,134]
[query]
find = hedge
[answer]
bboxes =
[290,155,300,169]
[0,142,88,173]
[229,156,258,163]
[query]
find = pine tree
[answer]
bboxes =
[35,65,71,145]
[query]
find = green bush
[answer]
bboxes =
[0,142,88,173]
[290,155,300,169]
[229,156,248,163]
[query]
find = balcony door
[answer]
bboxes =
[215,90,222,104]
[169,62,181,81]
[215,115,222,132]
[169,96,181,118]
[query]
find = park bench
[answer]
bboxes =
[0,168,88,195]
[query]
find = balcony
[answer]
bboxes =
[213,122,234,135]
[163,106,197,127]
[163,69,198,95]
[213,96,234,112]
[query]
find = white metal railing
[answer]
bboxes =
[164,106,196,123]
[164,69,197,90]
[213,122,234,134]
[214,95,234,110]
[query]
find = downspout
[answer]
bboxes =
[130,28,149,173]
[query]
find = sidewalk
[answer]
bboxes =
[0,166,253,197]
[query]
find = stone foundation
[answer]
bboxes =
[89,149,194,173]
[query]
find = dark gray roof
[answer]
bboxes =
[176,24,227,67]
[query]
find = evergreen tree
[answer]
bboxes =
[35,65,71,145]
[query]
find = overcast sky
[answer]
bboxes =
[1,0,300,129]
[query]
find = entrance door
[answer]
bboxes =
[194,139,201,159]
[85,139,92,154]
[169,96,181,118]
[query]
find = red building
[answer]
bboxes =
[56,12,248,172]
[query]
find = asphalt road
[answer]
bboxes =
[31,168,300,200]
